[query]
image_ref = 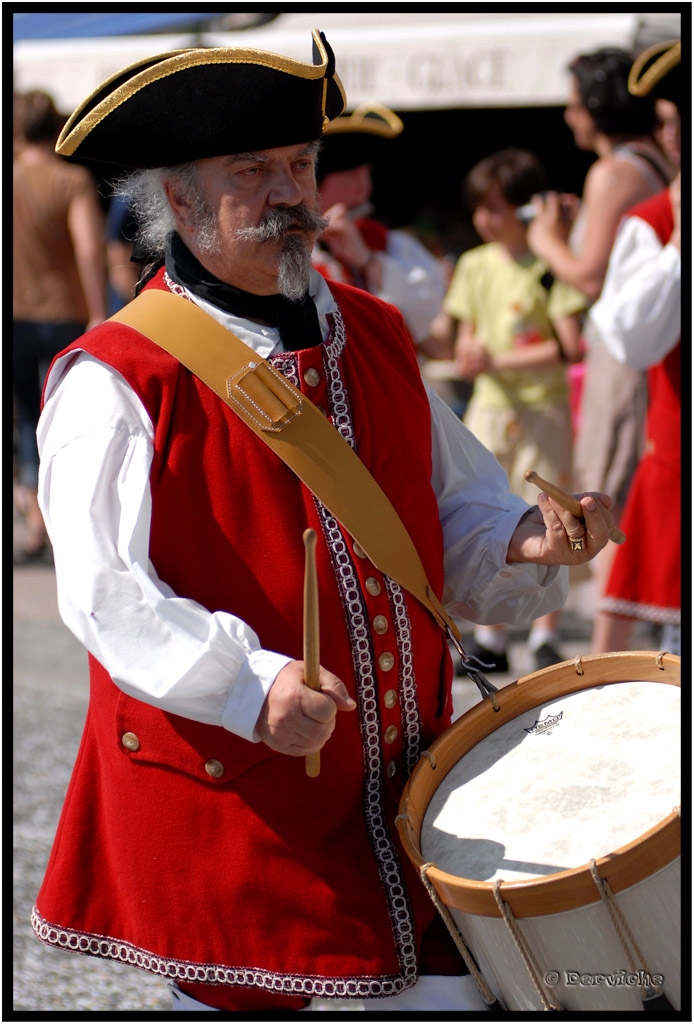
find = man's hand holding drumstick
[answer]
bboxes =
[505,470,621,566]
[255,531,356,759]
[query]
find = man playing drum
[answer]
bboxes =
[31,30,616,1013]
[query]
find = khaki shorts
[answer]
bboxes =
[573,344,647,508]
[464,401,573,504]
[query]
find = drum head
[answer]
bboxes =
[421,679,680,884]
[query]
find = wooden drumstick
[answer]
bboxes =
[303,529,321,777]
[525,470,626,545]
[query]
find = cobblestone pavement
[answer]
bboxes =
[13,538,657,1015]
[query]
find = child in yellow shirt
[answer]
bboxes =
[442,149,588,672]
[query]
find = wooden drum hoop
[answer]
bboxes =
[398,651,680,921]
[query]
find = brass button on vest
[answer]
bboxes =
[353,542,367,559]
[365,577,382,596]
[373,615,388,635]
[384,725,399,745]
[386,760,398,779]
[121,732,140,752]
[303,367,321,388]
[383,688,398,709]
[205,759,225,779]
[378,652,395,672]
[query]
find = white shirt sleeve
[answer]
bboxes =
[375,230,447,343]
[37,352,291,743]
[588,216,681,370]
[427,386,567,626]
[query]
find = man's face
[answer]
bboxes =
[167,142,325,296]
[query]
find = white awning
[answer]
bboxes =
[203,11,678,110]
[13,11,681,115]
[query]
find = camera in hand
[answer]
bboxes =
[516,194,546,224]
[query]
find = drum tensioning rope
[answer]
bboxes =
[418,860,505,1012]
[589,859,675,1012]
[394,800,503,1011]
[492,881,564,1011]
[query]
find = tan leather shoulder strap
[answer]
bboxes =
[110,288,461,640]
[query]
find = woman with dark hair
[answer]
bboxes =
[569,48,659,138]
[526,46,675,612]
[528,46,673,299]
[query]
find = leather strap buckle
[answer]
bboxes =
[227,360,302,432]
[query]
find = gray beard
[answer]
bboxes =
[198,222,312,300]
[276,236,313,301]
[235,204,327,301]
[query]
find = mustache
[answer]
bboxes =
[235,205,328,243]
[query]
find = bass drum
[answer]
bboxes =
[397,651,680,1012]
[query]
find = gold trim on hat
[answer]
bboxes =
[56,48,190,156]
[324,102,404,139]
[57,28,346,158]
[628,39,681,97]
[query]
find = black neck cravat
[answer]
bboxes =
[165,234,323,351]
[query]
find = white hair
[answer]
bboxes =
[113,163,219,257]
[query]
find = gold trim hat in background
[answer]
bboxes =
[56,29,346,168]
[324,102,404,139]
[628,39,681,106]
[317,102,404,180]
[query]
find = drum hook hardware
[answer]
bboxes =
[655,650,670,669]
[492,881,563,1011]
[447,628,501,710]
[461,654,500,711]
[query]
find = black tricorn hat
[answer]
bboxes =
[628,39,681,107]
[316,102,403,180]
[56,29,346,168]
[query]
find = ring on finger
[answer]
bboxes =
[569,536,585,552]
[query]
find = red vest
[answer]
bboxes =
[33,272,454,999]
[603,189,681,617]
[629,190,680,470]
